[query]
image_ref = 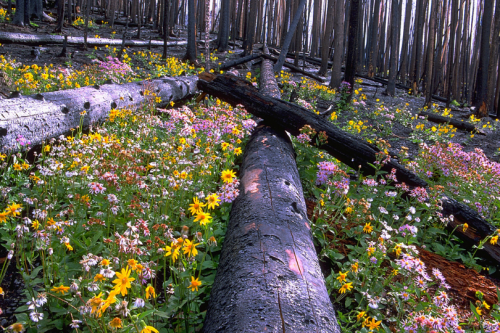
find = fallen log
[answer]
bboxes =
[259,45,281,99]
[218,53,262,70]
[0,31,211,47]
[418,111,482,134]
[197,73,500,266]
[198,73,426,187]
[0,76,198,153]
[203,124,340,333]
[262,54,326,82]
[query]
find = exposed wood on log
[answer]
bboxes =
[219,53,262,70]
[197,73,500,266]
[0,76,198,153]
[261,54,325,82]
[0,32,214,48]
[202,124,340,333]
[418,111,483,134]
[198,73,426,187]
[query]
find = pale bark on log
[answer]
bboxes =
[0,76,198,153]
[197,73,500,266]
[0,31,214,47]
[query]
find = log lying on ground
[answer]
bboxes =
[0,31,196,47]
[0,76,198,153]
[259,45,281,99]
[218,53,262,70]
[197,72,500,265]
[418,111,482,134]
[261,54,326,82]
[203,124,340,333]
[198,73,425,187]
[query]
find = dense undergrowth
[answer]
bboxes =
[1,49,500,332]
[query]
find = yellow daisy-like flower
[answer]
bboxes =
[94,274,106,282]
[51,284,70,295]
[145,285,156,299]
[164,242,180,262]
[127,259,138,270]
[183,239,200,257]
[336,271,348,283]
[206,193,220,210]
[366,317,382,330]
[194,211,212,226]
[109,317,122,329]
[98,289,120,317]
[338,282,353,294]
[234,147,243,156]
[112,266,135,296]
[221,169,236,183]
[140,326,159,333]
[0,211,9,223]
[363,223,373,233]
[6,202,22,217]
[490,235,498,245]
[100,258,111,266]
[189,197,206,215]
[89,292,104,314]
[188,276,202,292]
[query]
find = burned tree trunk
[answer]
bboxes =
[0,76,198,153]
[202,63,339,332]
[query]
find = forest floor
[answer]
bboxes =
[1,13,500,331]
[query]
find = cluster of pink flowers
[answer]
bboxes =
[217,180,240,203]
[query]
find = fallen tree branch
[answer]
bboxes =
[197,72,500,265]
[0,76,198,153]
[0,31,215,47]
[262,54,326,82]
[218,53,262,70]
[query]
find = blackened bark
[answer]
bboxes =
[446,0,458,106]
[485,0,500,113]
[183,0,197,63]
[344,0,361,95]
[386,0,399,96]
[14,0,28,26]
[411,0,426,94]
[368,0,381,78]
[54,0,65,31]
[330,0,345,88]
[399,0,413,84]
[217,0,230,51]
[474,0,493,117]
[424,0,437,106]
[319,0,335,76]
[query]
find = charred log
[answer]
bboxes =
[219,53,262,70]
[262,54,325,83]
[0,76,198,153]
[418,111,482,134]
[202,124,340,333]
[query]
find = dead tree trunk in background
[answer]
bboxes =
[274,0,307,72]
[183,0,197,63]
[14,0,29,26]
[162,0,170,58]
[319,0,335,76]
[446,0,458,107]
[367,0,381,78]
[217,0,230,51]
[424,0,437,106]
[330,0,345,88]
[474,0,493,117]
[386,0,399,96]
[243,0,258,55]
[311,0,322,57]
[411,0,425,94]
[486,0,500,113]
[344,0,361,96]
[399,0,412,85]
[54,0,65,31]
